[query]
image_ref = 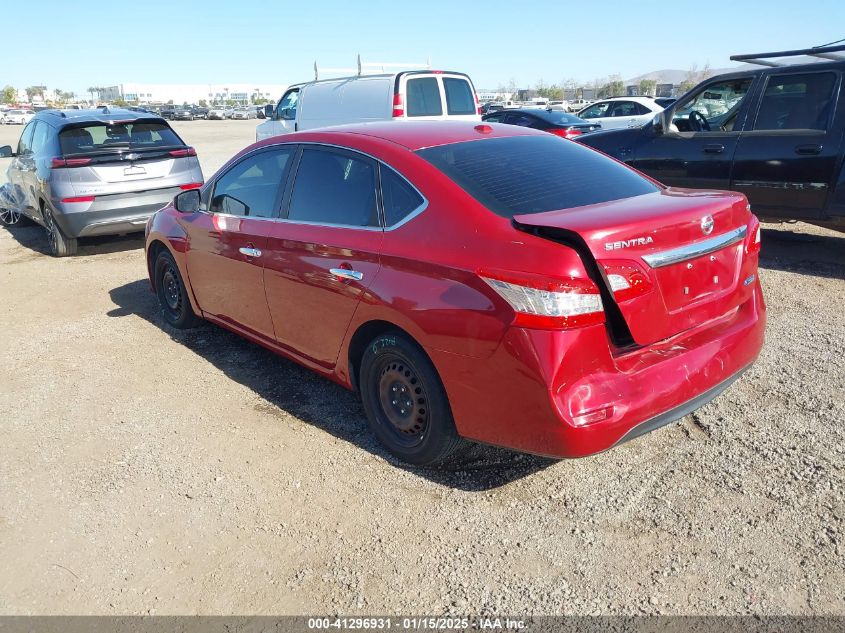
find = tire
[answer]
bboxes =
[359,331,468,467]
[42,203,77,257]
[0,205,27,227]
[154,250,200,329]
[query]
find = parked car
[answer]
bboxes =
[192,106,210,120]
[566,98,593,112]
[145,121,765,466]
[546,100,571,111]
[482,108,600,138]
[577,97,664,130]
[158,106,177,120]
[254,105,266,119]
[256,70,481,141]
[0,108,203,255]
[231,106,256,120]
[172,107,196,121]
[578,44,845,232]
[208,107,232,120]
[3,109,35,125]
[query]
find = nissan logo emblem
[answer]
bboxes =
[701,215,714,235]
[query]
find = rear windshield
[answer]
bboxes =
[542,111,587,124]
[443,77,475,115]
[406,77,443,117]
[59,121,183,155]
[417,135,659,217]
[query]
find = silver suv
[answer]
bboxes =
[0,107,203,256]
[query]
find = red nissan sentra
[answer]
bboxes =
[145,121,765,466]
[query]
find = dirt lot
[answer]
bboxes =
[0,119,843,616]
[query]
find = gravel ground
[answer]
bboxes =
[0,120,842,616]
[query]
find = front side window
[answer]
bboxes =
[579,102,610,119]
[277,89,299,120]
[380,167,424,226]
[209,147,294,218]
[406,77,443,117]
[443,77,475,115]
[674,78,753,131]
[287,148,378,227]
[417,135,658,218]
[754,72,837,131]
[17,122,36,155]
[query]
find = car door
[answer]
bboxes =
[606,100,651,128]
[629,76,757,189]
[731,69,842,219]
[262,145,383,369]
[8,121,37,217]
[578,101,611,126]
[182,145,295,342]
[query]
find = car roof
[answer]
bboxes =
[256,120,545,152]
[36,107,162,125]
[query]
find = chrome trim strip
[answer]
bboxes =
[642,226,748,269]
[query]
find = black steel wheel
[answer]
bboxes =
[154,250,200,329]
[360,331,468,466]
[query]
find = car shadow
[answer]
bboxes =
[107,278,557,491]
[758,226,845,281]
[2,222,144,257]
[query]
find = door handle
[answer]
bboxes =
[703,143,725,154]
[795,144,822,155]
[330,268,364,281]
[239,247,262,258]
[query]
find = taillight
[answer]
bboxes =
[549,128,582,139]
[51,157,92,168]
[746,214,762,255]
[179,182,203,190]
[61,196,95,203]
[601,261,653,302]
[169,147,197,158]
[479,269,604,330]
[392,93,404,118]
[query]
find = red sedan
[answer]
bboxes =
[145,121,765,466]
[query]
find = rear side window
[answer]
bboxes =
[210,148,294,218]
[58,121,183,155]
[443,77,476,115]
[417,135,659,218]
[754,72,837,131]
[380,167,424,226]
[406,78,443,117]
[287,148,378,227]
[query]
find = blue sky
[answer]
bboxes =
[7,0,844,93]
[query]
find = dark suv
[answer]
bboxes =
[0,108,203,256]
[579,44,845,232]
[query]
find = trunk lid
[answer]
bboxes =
[514,188,756,346]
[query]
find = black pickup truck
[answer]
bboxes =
[579,45,845,232]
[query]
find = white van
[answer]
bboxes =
[256,71,481,141]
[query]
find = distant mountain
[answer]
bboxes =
[625,57,826,85]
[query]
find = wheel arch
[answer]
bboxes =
[346,320,421,393]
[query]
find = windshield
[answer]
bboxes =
[417,135,659,218]
[59,121,184,155]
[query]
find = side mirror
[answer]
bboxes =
[174,189,201,213]
[652,112,665,135]
[0,145,14,158]
[264,104,275,119]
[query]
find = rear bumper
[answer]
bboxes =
[429,283,766,458]
[52,186,183,238]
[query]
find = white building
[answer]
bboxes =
[114,83,288,105]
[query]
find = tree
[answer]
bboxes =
[25,85,45,102]
[198,99,208,107]
[598,74,624,99]
[2,85,18,104]
[638,79,657,97]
